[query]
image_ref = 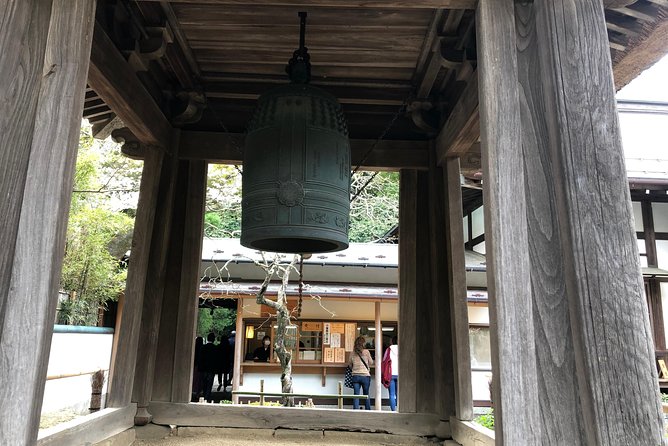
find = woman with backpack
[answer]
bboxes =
[382,336,399,411]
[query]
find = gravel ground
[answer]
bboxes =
[134,425,441,446]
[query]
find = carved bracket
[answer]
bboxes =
[126,25,174,73]
[112,128,147,160]
[407,100,438,134]
[171,90,207,126]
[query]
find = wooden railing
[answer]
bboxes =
[232,380,368,409]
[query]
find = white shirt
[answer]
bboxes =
[390,344,399,376]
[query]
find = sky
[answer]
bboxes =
[617,53,668,102]
[616,53,668,175]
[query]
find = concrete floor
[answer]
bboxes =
[134,425,444,446]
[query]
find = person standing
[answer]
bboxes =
[200,333,218,402]
[349,336,373,410]
[386,336,399,411]
[216,334,232,391]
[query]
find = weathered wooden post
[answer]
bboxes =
[107,149,164,408]
[477,0,664,444]
[232,298,244,404]
[443,157,473,422]
[374,302,382,410]
[338,381,343,409]
[260,379,265,406]
[149,160,207,404]
[0,1,96,444]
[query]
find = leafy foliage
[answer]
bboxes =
[202,167,399,243]
[204,164,242,238]
[58,124,140,326]
[196,307,237,338]
[475,410,495,430]
[349,171,399,242]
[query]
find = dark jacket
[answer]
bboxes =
[199,342,218,373]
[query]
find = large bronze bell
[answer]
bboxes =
[241,13,350,254]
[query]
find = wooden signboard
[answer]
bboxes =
[330,333,341,348]
[334,348,346,363]
[302,321,322,331]
[344,323,357,352]
[323,323,331,344]
[324,347,334,363]
[330,323,345,334]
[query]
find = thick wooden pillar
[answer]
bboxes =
[132,147,180,424]
[171,160,207,402]
[477,0,664,443]
[107,149,164,408]
[0,0,95,444]
[151,160,207,402]
[232,298,244,404]
[443,158,473,421]
[399,168,454,417]
[477,1,540,443]
[414,171,436,416]
[427,149,456,422]
[374,302,382,411]
[398,170,418,413]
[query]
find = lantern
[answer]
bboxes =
[241,12,350,254]
[284,324,299,350]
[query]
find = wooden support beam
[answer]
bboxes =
[148,401,442,436]
[178,131,428,171]
[135,0,477,9]
[37,405,136,446]
[88,21,173,149]
[232,299,244,404]
[435,74,479,165]
[444,158,473,421]
[151,160,207,402]
[171,160,207,402]
[516,0,662,442]
[108,149,165,408]
[476,1,540,443]
[0,1,95,444]
[398,170,418,413]
[132,148,181,424]
[374,302,382,411]
[427,148,456,421]
[478,0,664,443]
[0,1,52,346]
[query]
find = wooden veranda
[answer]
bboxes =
[2,1,668,445]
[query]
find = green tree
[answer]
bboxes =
[58,124,139,326]
[204,165,242,238]
[59,208,134,325]
[349,171,399,242]
[197,307,237,338]
[201,167,399,243]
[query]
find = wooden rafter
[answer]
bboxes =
[435,73,478,164]
[178,131,428,170]
[88,22,173,149]
[134,0,477,9]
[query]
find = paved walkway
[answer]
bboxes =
[135,425,443,446]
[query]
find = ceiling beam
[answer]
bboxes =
[178,131,429,170]
[134,0,477,9]
[87,22,173,150]
[435,73,479,165]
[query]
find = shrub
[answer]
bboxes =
[475,410,495,430]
